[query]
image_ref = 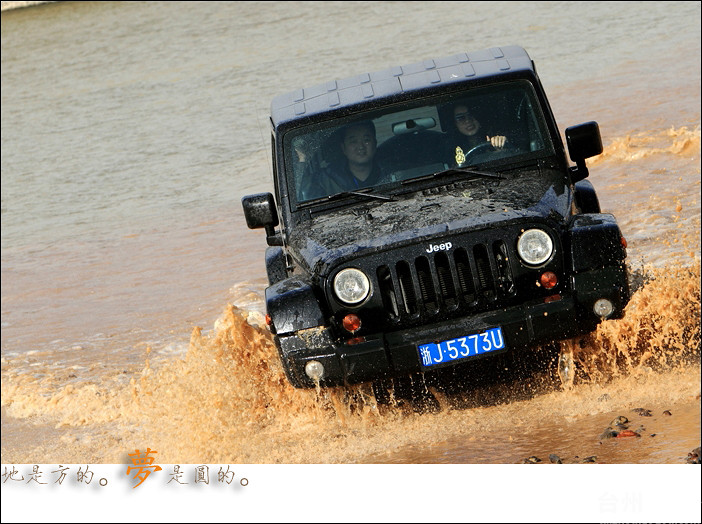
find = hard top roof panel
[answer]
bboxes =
[270,45,535,128]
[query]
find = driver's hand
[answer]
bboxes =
[486,135,507,149]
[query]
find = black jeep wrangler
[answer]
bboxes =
[243,46,630,389]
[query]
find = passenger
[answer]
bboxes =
[451,103,508,164]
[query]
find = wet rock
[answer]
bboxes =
[599,428,619,439]
[610,415,629,427]
[662,410,672,416]
[600,415,630,439]
[582,456,597,463]
[686,447,701,464]
[616,429,641,438]
[632,408,652,417]
[548,454,562,464]
[523,456,542,464]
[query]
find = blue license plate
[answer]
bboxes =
[418,326,505,368]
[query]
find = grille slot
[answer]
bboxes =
[396,260,416,315]
[474,244,494,298]
[416,257,437,312]
[454,248,475,301]
[435,252,457,309]
[377,240,515,322]
[493,240,515,295]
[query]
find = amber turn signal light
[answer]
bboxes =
[342,313,362,333]
[540,271,558,289]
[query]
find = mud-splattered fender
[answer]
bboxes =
[567,213,627,272]
[265,246,288,285]
[573,179,601,214]
[265,277,326,335]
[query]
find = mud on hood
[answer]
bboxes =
[288,169,571,276]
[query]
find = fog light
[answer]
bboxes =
[305,360,324,381]
[540,271,558,289]
[593,298,614,318]
[342,313,362,333]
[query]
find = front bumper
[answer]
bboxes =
[278,293,582,388]
[276,262,629,388]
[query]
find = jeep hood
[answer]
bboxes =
[288,169,571,276]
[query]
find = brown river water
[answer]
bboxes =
[1,3,700,515]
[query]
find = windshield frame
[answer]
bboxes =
[281,79,556,213]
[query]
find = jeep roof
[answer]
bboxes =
[270,46,539,129]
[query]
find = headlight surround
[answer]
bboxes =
[333,268,371,305]
[517,229,554,266]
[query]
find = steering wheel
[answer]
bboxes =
[462,142,494,164]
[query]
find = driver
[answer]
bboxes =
[451,104,508,165]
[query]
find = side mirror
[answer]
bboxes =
[565,121,603,182]
[241,192,282,246]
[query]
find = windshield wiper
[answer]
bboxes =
[402,166,505,185]
[298,188,395,208]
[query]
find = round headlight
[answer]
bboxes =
[517,229,553,266]
[333,268,370,305]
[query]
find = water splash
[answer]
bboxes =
[2,261,699,463]
[573,264,700,383]
[591,125,701,164]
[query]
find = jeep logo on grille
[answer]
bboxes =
[426,242,453,253]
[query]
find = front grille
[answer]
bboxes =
[377,240,515,322]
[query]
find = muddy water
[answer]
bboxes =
[2,265,699,465]
[1,0,700,470]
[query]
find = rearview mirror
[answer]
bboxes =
[392,117,436,135]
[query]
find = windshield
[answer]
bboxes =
[285,80,553,206]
